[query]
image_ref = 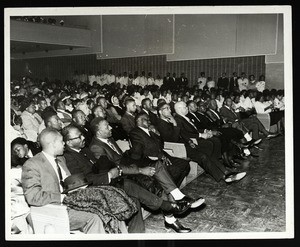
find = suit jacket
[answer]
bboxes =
[205,109,225,128]
[217,77,229,90]
[140,109,158,126]
[129,127,165,161]
[155,118,182,143]
[64,146,110,186]
[89,136,140,173]
[121,112,136,134]
[21,152,70,206]
[229,77,238,91]
[186,112,206,132]
[71,121,93,146]
[219,105,240,123]
[174,114,201,142]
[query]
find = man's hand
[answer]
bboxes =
[140,166,156,176]
[189,141,196,149]
[162,156,172,166]
[108,167,119,179]
[168,116,177,126]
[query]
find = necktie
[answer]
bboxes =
[55,158,64,187]
[107,139,120,155]
[186,117,198,130]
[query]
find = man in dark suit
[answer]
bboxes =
[21,128,106,233]
[89,118,202,233]
[156,103,246,183]
[186,100,242,167]
[162,72,172,90]
[217,72,230,91]
[140,98,158,126]
[177,73,189,88]
[174,101,222,160]
[62,124,191,233]
[71,109,93,146]
[219,98,277,141]
[121,98,136,134]
[229,72,238,92]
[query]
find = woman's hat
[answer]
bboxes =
[62,173,92,194]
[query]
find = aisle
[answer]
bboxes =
[145,135,286,233]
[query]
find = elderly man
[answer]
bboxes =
[155,102,246,183]
[174,101,246,182]
[89,118,203,233]
[21,128,106,233]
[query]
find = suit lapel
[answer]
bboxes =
[39,152,61,184]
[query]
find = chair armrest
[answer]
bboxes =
[164,142,187,158]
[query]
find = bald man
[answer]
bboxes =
[21,128,105,233]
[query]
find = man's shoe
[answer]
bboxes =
[225,172,247,183]
[165,220,192,233]
[177,196,205,209]
[163,201,191,215]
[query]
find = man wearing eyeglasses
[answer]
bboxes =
[62,124,192,233]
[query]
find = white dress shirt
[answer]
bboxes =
[42,151,68,194]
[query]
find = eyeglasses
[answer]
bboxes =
[68,134,83,141]
[161,106,171,110]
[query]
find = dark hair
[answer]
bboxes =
[11,112,23,126]
[11,137,28,149]
[90,117,106,135]
[141,98,151,108]
[135,112,148,124]
[61,124,79,142]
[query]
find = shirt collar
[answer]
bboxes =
[139,126,150,136]
[42,151,56,163]
[27,149,33,158]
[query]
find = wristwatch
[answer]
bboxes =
[117,166,123,177]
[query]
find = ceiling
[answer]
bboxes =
[10,40,84,54]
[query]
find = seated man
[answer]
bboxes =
[140,98,159,126]
[54,98,72,126]
[21,128,105,234]
[71,110,93,146]
[89,118,202,233]
[174,101,222,161]
[121,98,137,135]
[155,102,246,183]
[220,98,277,142]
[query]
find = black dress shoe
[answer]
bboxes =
[162,201,191,215]
[165,220,192,233]
[177,196,205,209]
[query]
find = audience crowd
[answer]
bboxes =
[10,69,285,234]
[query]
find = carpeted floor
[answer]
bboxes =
[144,135,285,233]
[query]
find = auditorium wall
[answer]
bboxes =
[11,54,267,87]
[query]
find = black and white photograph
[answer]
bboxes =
[4,6,293,240]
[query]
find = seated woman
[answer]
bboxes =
[11,137,41,167]
[254,92,284,132]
